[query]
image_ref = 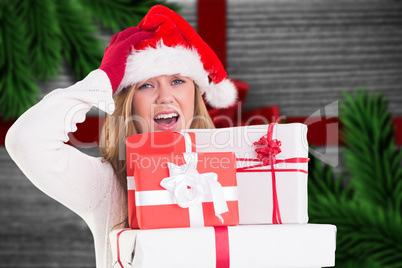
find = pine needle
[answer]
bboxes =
[55,0,104,80]
[13,0,62,80]
[0,0,183,119]
[79,0,181,32]
[309,90,402,267]
[340,90,402,212]
[0,2,39,120]
[310,196,402,267]
[308,153,349,205]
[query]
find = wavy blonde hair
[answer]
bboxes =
[100,83,214,190]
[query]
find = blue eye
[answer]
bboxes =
[138,83,152,89]
[172,79,184,85]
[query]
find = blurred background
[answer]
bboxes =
[0,0,401,266]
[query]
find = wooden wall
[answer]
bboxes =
[1,0,401,266]
[0,147,97,266]
[226,0,402,116]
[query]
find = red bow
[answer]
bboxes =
[253,136,282,166]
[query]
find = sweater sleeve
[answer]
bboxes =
[5,69,116,219]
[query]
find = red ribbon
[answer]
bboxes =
[236,157,309,173]
[116,227,230,268]
[236,123,309,224]
[214,226,230,268]
[116,229,128,268]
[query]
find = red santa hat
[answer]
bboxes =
[117,5,237,109]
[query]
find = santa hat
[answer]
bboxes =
[117,5,237,109]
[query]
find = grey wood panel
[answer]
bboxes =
[225,0,402,115]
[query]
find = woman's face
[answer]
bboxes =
[132,74,195,133]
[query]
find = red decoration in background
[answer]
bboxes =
[242,106,281,126]
[286,117,340,146]
[0,120,14,147]
[394,117,402,145]
[198,0,279,128]
[197,0,227,68]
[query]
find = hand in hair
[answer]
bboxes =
[99,27,152,91]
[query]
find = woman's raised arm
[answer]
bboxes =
[5,69,115,219]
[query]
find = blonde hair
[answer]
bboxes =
[99,83,214,225]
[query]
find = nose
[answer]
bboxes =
[155,83,174,104]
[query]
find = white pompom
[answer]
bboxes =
[204,79,237,108]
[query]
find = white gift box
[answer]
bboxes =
[110,224,336,268]
[188,123,309,224]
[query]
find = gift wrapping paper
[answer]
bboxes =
[110,224,336,268]
[132,151,239,229]
[126,131,196,228]
[187,123,309,224]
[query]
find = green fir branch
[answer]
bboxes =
[79,0,181,32]
[308,153,348,205]
[14,0,62,80]
[0,0,183,120]
[310,195,402,267]
[309,90,402,267]
[0,2,39,120]
[55,0,104,80]
[309,154,402,267]
[335,254,382,268]
[340,91,402,212]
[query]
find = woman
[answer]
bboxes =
[5,5,236,267]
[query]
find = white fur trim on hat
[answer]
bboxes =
[119,41,209,93]
[117,41,237,108]
[204,78,237,109]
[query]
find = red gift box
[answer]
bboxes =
[133,152,239,229]
[126,131,196,228]
[126,131,196,155]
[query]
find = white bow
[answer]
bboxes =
[160,152,229,223]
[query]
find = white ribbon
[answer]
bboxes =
[178,131,193,153]
[160,152,229,223]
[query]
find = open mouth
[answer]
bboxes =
[153,111,180,131]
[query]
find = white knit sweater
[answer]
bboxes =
[5,69,126,267]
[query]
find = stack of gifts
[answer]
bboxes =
[110,123,337,267]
